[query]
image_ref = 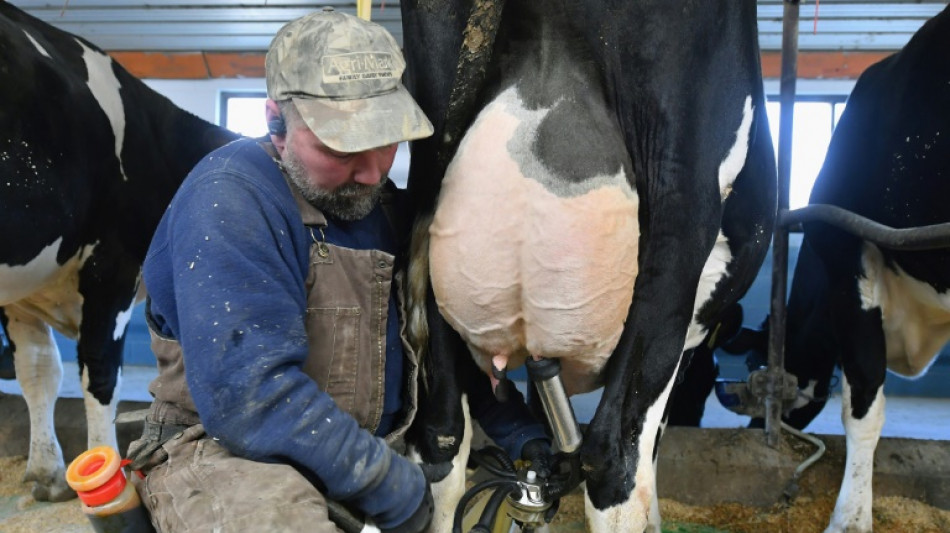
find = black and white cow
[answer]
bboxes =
[399,1,776,530]
[0,3,238,501]
[724,5,950,533]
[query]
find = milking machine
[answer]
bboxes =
[452,357,585,533]
[313,357,586,533]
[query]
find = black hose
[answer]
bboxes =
[542,453,583,501]
[481,446,516,473]
[468,446,517,479]
[452,479,520,533]
[475,486,512,531]
[781,204,950,251]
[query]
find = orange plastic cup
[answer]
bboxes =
[66,446,126,506]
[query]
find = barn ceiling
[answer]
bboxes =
[8,0,949,53]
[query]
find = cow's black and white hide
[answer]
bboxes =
[666,302,746,427]
[0,3,238,501]
[723,5,950,533]
[399,1,777,531]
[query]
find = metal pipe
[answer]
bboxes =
[767,0,801,448]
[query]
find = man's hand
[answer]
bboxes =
[379,481,433,533]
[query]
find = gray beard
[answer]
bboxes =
[281,146,385,221]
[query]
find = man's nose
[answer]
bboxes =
[352,149,392,185]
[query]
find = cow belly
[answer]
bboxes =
[0,240,91,335]
[0,238,64,305]
[429,91,639,395]
[860,243,950,377]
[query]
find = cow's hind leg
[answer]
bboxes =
[405,287,473,533]
[5,306,73,501]
[408,397,472,533]
[583,346,681,533]
[824,285,887,533]
[80,363,121,453]
[825,376,883,533]
[76,250,137,454]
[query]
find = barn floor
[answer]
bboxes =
[2,364,950,532]
[3,448,949,533]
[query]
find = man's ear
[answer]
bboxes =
[265,99,287,152]
[267,116,286,136]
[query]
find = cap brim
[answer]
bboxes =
[293,86,434,152]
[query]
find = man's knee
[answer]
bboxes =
[139,436,340,532]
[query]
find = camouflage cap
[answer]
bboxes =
[266,7,433,152]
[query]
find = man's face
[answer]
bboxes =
[281,125,398,221]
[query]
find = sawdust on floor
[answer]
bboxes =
[544,491,950,532]
[4,454,950,533]
[0,456,93,533]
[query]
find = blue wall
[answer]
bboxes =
[53,307,154,367]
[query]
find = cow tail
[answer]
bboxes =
[407,214,433,388]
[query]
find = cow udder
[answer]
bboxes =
[428,92,639,396]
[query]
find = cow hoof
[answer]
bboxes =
[27,472,76,502]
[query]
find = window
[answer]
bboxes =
[220,92,268,137]
[765,96,847,210]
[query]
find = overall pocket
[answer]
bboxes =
[303,306,362,418]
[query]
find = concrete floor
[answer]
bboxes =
[2,361,948,441]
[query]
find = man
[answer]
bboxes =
[127,8,549,533]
